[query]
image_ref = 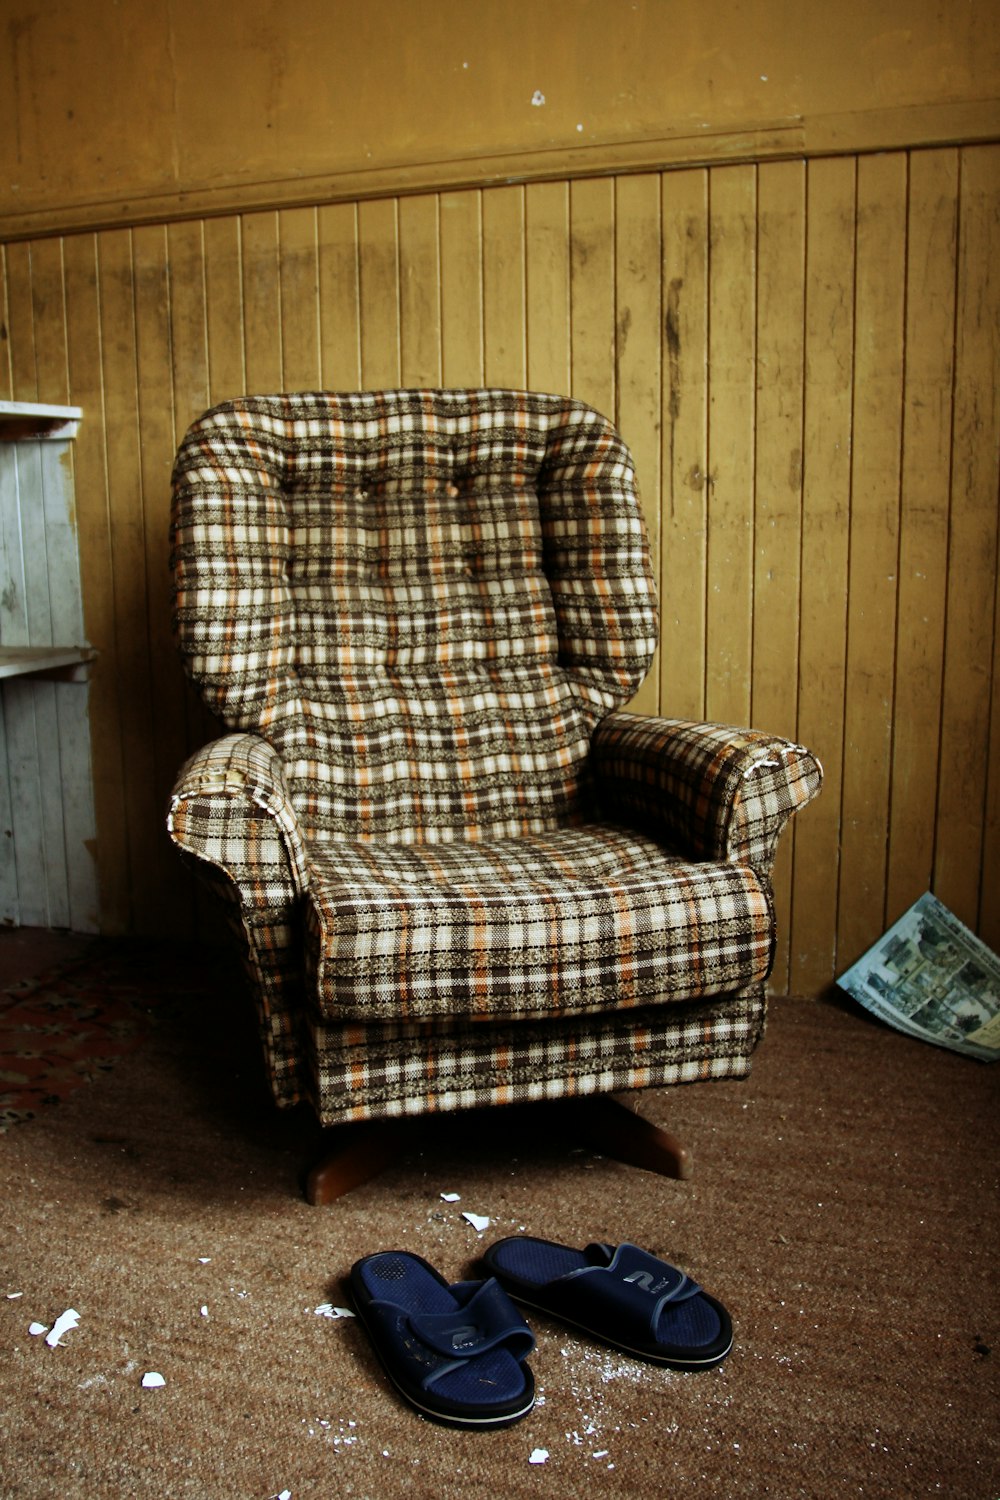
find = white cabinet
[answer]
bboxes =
[0,402,98,930]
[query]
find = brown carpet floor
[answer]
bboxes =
[1,940,997,1499]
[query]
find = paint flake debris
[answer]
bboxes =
[462,1212,490,1233]
[314,1303,355,1319]
[440,1192,461,1202]
[200,1306,209,1317]
[29,1322,48,1337]
[531,90,546,106]
[529,1448,550,1464]
[141,1372,166,1389]
[45,1309,80,1347]
[6,1292,23,1299]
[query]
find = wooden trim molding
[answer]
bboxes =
[1,99,996,243]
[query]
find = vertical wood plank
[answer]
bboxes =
[204,214,246,403]
[28,238,70,404]
[525,180,570,395]
[167,220,210,439]
[790,156,856,994]
[440,190,483,387]
[358,197,401,389]
[168,217,221,777]
[659,168,709,722]
[63,231,129,932]
[98,227,157,933]
[398,194,441,388]
[706,164,757,726]
[483,185,526,388]
[0,249,12,399]
[4,242,37,399]
[837,153,908,970]
[241,211,283,394]
[318,202,362,391]
[886,150,958,924]
[279,205,321,391]
[134,221,193,934]
[614,173,662,715]
[936,145,1000,937]
[569,177,615,417]
[754,159,807,991]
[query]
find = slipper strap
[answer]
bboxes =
[408,1278,535,1364]
[552,1243,701,1345]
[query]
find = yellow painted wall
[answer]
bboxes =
[3,0,998,235]
[1,2,998,995]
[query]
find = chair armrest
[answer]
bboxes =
[166,732,310,902]
[592,711,823,873]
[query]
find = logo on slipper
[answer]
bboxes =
[624,1270,672,1295]
[450,1324,480,1350]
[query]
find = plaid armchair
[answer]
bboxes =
[167,390,821,1194]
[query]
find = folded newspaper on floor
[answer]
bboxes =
[838,893,1000,1061]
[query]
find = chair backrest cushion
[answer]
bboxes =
[171,389,657,843]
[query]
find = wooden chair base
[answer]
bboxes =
[304,1094,692,1205]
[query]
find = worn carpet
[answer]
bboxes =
[0,939,997,1499]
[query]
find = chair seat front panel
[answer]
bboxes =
[304,985,767,1125]
[304,823,773,1024]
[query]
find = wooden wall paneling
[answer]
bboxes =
[397,195,441,389]
[936,145,1000,938]
[791,156,856,994]
[318,203,362,391]
[886,150,958,925]
[482,185,526,390]
[0,250,11,398]
[203,214,246,405]
[167,220,210,432]
[984,541,1000,953]
[167,217,223,802]
[705,165,757,727]
[753,159,807,993]
[837,153,908,970]
[569,178,616,419]
[614,172,662,716]
[659,168,709,723]
[440,190,484,388]
[98,227,160,933]
[524,180,570,396]
[27,239,71,404]
[4,244,37,398]
[241,211,283,395]
[63,232,127,931]
[133,221,193,935]
[279,206,321,392]
[357,198,401,390]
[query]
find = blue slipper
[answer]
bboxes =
[349,1251,536,1427]
[481,1236,733,1370]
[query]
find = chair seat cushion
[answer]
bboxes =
[304,824,773,1023]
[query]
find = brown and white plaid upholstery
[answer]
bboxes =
[167,390,821,1124]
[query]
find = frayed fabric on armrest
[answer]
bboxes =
[592,712,823,873]
[166,732,310,902]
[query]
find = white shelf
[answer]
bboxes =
[0,401,83,441]
[0,646,96,681]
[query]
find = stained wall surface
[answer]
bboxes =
[1,2,998,993]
